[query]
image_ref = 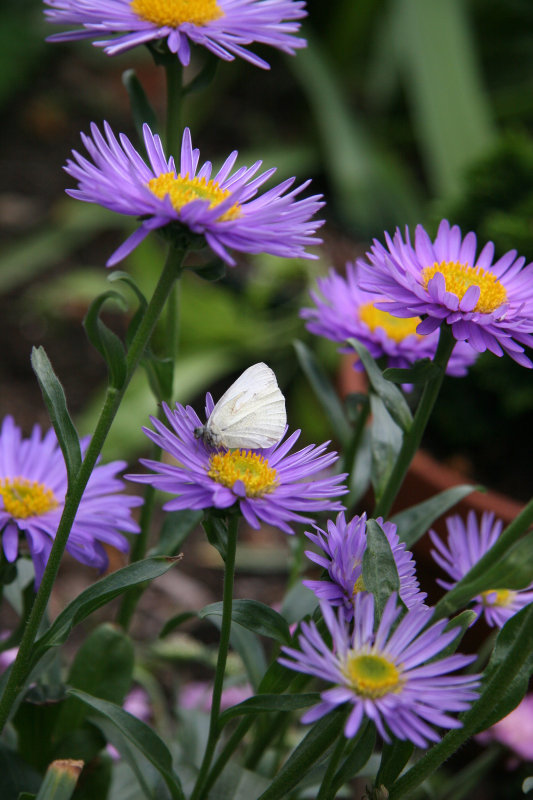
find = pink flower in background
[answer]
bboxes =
[477,695,533,762]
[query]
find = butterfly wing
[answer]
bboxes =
[207,363,287,449]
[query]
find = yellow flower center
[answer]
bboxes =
[421,260,507,314]
[344,653,404,699]
[148,173,241,221]
[352,572,365,596]
[0,478,58,519]
[207,450,278,498]
[481,588,516,608]
[130,0,224,27]
[359,303,421,342]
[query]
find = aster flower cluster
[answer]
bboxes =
[356,219,533,367]
[45,0,308,69]
[0,416,142,586]
[302,262,478,377]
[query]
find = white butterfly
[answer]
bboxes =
[195,362,287,450]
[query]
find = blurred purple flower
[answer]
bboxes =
[477,694,533,762]
[430,511,533,628]
[180,681,252,712]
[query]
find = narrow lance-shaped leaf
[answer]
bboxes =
[369,394,403,500]
[31,346,81,485]
[256,708,347,800]
[32,556,180,664]
[391,484,478,548]
[67,689,184,800]
[219,693,321,728]
[362,519,400,618]
[199,599,292,645]
[348,338,413,432]
[122,69,159,146]
[293,339,351,443]
[383,359,441,385]
[83,291,127,389]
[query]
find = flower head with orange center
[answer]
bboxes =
[127,389,347,535]
[45,0,307,69]
[430,511,533,627]
[0,416,142,588]
[301,263,477,378]
[65,123,324,268]
[279,593,480,746]
[357,220,533,367]
[303,511,426,619]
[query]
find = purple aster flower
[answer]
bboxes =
[303,511,426,618]
[45,0,307,69]
[0,416,142,587]
[301,263,478,377]
[126,395,347,535]
[279,593,480,747]
[357,220,533,367]
[65,123,324,267]
[430,511,533,628]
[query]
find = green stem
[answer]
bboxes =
[200,717,255,797]
[0,245,185,733]
[389,604,533,799]
[316,734,347,800]
[433,493,533,621]
[191,514,239,800]
[373,327,455,519]
[165,60,183,157]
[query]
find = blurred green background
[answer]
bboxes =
[1,0,533,497]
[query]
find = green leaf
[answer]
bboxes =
[83,291,128,389]
[31,347,82,485]
[391,0,495,199]
[256,708,347,800]
[219,693,321,727]
[32,557,180,665]
[376,739,414,788]
[67,751,112,800]
[0,742,41,799]
[391,485,477,548]
[202,516,228,561]
[369,395,403,499]
[280,582,317,625]
[159,612,197,639]
[293,339,351,443]
[332,723,376,792]
[383,359,441,385]
[440,531,533,617]
[143,355,174,403]
[67,689,184,800]
[200,599,291,645]
[150,510,203,557]
[348,339,413,432]
[183,53,219,96]
[122,70,159,145]
[34,760,83,800]
[108,270,148,348]
[362,519,401,618]
[475,604,533,733]
[54,623,134,739]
